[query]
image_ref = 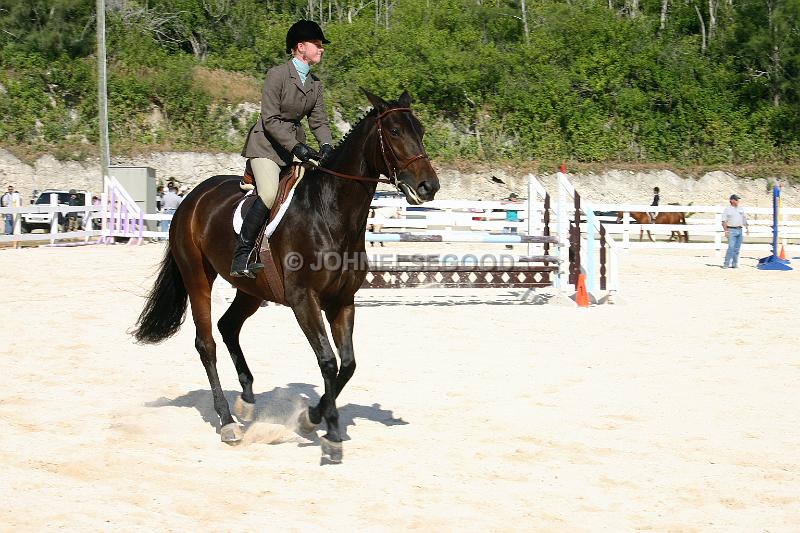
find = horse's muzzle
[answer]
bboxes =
[398,170,439,204]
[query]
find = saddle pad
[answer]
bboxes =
[232,190,255,234]
[232,169,305,237]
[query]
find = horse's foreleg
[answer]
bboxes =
[326,304,357,399]
[218,290,262,422]
[298,304,356,438]
[290,291,343,462]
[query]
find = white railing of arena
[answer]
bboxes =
[1,176,168,246]
[366,196,556,271]
[590,203,800,254]
[0,192,102,247]
[367,198,532,233]
[5,177,614,301]
[2,189,550,247]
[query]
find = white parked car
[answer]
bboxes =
[21,189,88,233]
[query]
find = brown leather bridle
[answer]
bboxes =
[310,107,429,185]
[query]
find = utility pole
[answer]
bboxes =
[96,0,111,188]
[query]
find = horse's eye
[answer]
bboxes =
[390,128,400,136]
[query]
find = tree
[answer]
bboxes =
[0,0,95,58]
[733,0,800,108]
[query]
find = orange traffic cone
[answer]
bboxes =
[575,274,589,307]
[779,245,787,260]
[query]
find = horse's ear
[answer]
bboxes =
[362,88,388,113]
[398,91,411,107]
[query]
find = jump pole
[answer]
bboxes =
[757,183,792,271]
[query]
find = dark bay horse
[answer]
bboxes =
[616,210,689,242]
[132,90,439,462]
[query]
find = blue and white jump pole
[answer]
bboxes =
[757,184,792,271]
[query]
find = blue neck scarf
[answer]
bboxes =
[292,58,310,85]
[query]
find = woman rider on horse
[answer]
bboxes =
[231,20,334,278]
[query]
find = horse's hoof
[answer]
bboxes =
[320,436,343,464]
[233,395,255,422]
[220,422,243,445]
[296,409,318,434]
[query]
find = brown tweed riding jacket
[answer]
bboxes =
[241,60,333,166]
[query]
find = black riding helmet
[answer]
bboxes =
[285,20,330,54]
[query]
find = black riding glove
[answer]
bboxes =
[319,143,334,162]
[292,143,320,163]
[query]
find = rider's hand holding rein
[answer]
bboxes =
[292,142,321,163]
[319,143,334,162]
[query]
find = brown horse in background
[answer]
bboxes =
[132,90,439,463]
[616,210,689,242]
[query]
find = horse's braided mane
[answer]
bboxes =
[301,104,391,202]
[332,99,404,150]
[333,108,376,150]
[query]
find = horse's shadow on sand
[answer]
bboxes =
[145,383,407,445]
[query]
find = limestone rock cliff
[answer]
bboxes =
[0,149,794,209]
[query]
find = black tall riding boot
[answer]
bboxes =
[230,196,270,278]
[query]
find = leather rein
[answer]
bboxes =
[310,107,428,185]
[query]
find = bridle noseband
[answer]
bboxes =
[312,107,429,186]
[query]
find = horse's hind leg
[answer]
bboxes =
[182,256,240,444]
[218,289,262,422]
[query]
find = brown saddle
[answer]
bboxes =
[240,160,303,224]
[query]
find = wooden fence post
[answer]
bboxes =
[569,190,581,286]
[600,224,607,290]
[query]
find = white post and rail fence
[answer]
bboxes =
[4,175,795,303]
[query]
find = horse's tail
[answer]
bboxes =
[132,245,188,344]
